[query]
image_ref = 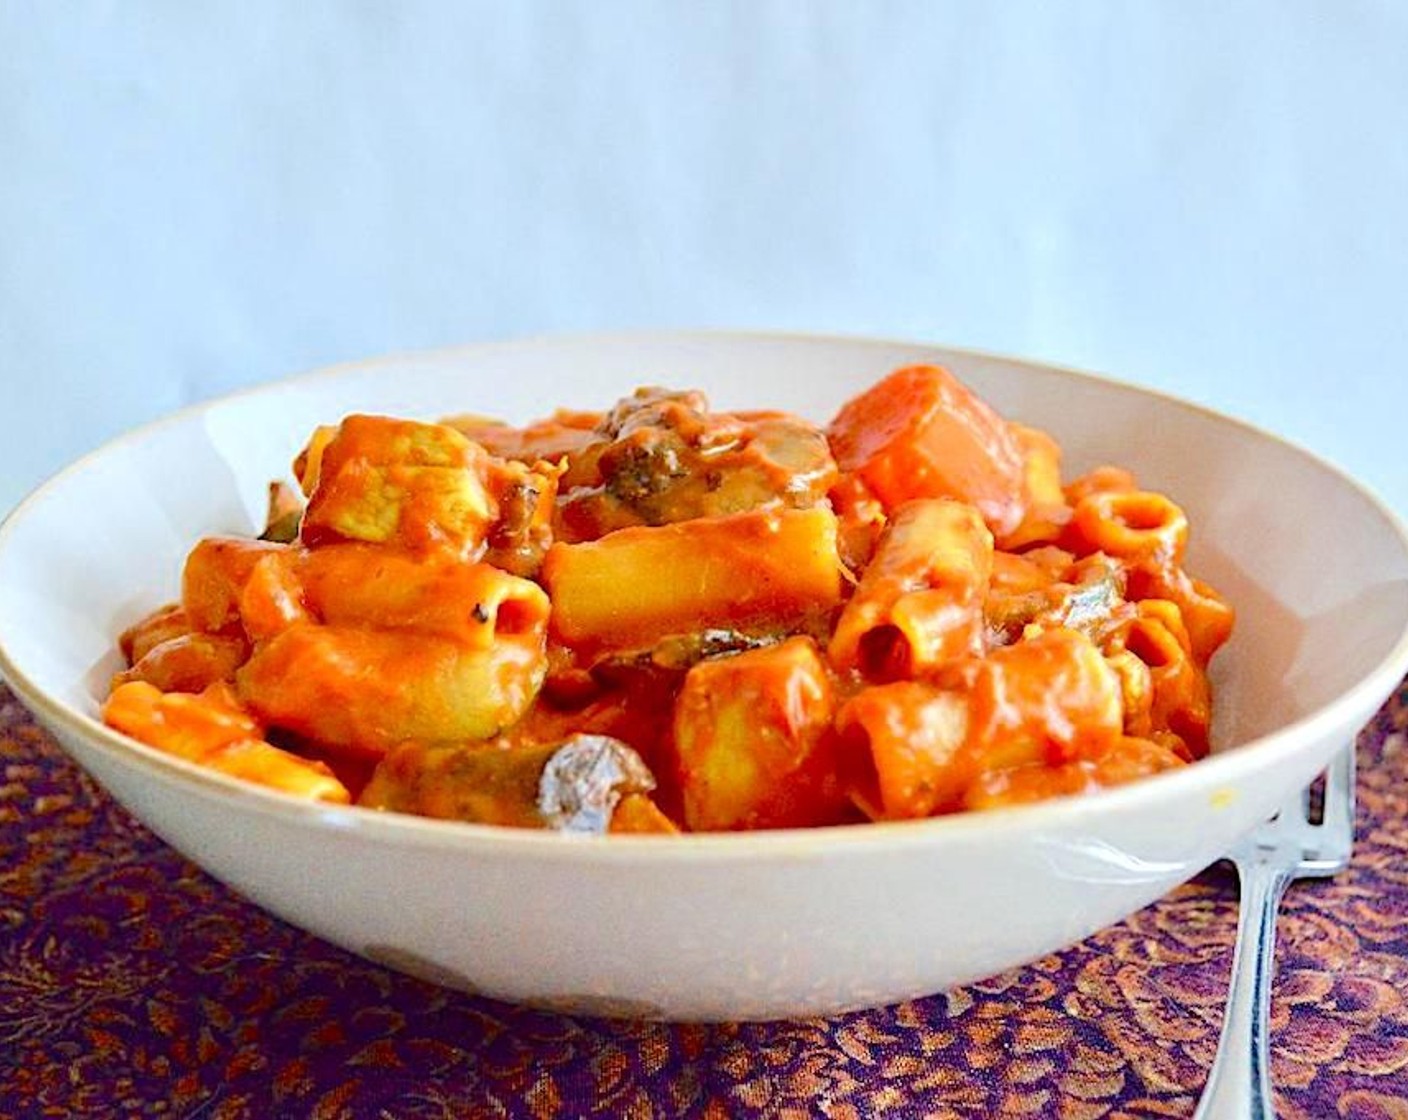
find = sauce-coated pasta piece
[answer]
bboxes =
[829,499,992,680]
[182,538,293,635]
[114,631,250,694]
[296,546,551,649]
[1112,600,1213,758]
[1068,489,1188,566]
[954,627,1125,770]
[103,681,350,803]
[236,622,547,757]
[1001,423,1071,550]
[963,735,1187,810]
[543,506,843,656]
[837,681,971,820]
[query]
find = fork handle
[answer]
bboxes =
[1192,858,1293,1120]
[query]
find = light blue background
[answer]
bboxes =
[2,2,1405,515]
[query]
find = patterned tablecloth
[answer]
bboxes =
[3,679,1407,1120]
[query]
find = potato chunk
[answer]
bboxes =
[672,636,848,830]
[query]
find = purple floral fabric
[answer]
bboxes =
[3,679,1407,1119]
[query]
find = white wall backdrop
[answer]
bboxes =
[2,1,1405,515]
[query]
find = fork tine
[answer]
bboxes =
[1295,767,1331,827]
[1319,744,1357,842]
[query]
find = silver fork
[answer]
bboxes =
[1192,744,1357,1119]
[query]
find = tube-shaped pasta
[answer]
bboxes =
[294,545,551,650]
[1104,648,1154,739]
[829,499,992,680]
[542,507,843,654]
[672,636,846,830]
[837,628,1125,820]
[119,603,191,663]
[961,757,1098,809]
[185,537,553,653]
[836,681,972,820]
[1128,563,1235,666]
[1000,423,1071,550]
[238,551,311,641]
[1117,600,1212,758]
[114,632,250,694]
[182,538,292,634]
[236,622,547,757]
[1092,734,1190,785]
[828,472,887,573]
[103,681,350,803]
[1069,490,1188,566]
[293,424,340,495]
[952,627,1125,769]
[1176,576,1235,667]
[963,734,1186,810]
[1064,465,1137,505]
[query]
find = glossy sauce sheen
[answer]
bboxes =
[103,366,1234,833]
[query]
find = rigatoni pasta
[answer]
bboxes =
[102,363,1234,832]
[541,506,843,654]
[828,498,992,680]
[104,680,350,804]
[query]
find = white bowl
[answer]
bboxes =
[3,331,1407,1022]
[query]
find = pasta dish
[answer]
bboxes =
[102,365,1233,834]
